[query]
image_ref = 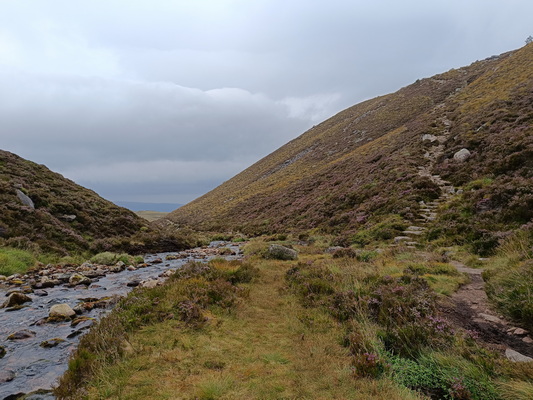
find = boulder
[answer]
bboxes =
[49,303,76,319]
[69,273,91,286]
[0,369,15,383]
[0,345,6,358]
[453,148,471,162]
[127,279,141,287]
[141,279,159,289]
[36,276,57,289]
[265,244,298,260]
[2,292,32,308]
[505,348,533,362]
[7,329,36,340]
[16,189,35,208]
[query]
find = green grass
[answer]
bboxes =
[90,252,144,266]
[0,247,36,275]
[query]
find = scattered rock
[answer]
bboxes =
[478,313,504,324]
[453,148,471,162]
[505,348,533,362]
[422,134,438,142]
[49,303,76,319]
[393,236,411,243]
[0,369,15,383]
[523,336,533,344]
[36,276,57,289]
[151,258,163,264]
[141,279,159,289]
[513,328,528,336]
[265,244,298,260]
[2,292,32,308]
[69,273,91,286]
[8,329,36,340]
[40,338,66,348]
[0,345,6,358]
[59,214,77,222]
[127,279,141,287]
[109,263,126,273]
[33,289,49,297]
[325,246,343,254]
[71,316,95,327]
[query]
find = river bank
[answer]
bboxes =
[0,242,240,400]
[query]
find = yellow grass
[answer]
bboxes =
[84,256,423,399]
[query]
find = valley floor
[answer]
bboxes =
[57,241,533,400]
[81,257,419,399]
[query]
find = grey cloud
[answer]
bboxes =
[1,0,532,204]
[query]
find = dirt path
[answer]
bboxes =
[400,110,533,362]
[440,261,533,361]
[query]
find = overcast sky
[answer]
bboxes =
[1,0,531,206]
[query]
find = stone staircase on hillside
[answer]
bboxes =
[393,111,457,248]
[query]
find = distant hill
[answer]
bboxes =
[166,44,533,254]
[0,150,188,255]
[114,201,181,212]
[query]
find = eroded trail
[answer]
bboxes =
[442,261,533,361]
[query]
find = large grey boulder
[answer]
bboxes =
[453,148,471,162]
[265,244,298,260]
[16,189,35,208]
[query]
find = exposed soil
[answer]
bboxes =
[440,260,533,359]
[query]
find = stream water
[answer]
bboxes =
[0,242,240,400]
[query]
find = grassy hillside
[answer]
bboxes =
[0,150,194,256]
[166,44,533,255]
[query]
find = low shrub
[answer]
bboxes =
[389,353,500,400]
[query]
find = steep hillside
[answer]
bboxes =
[166,44,533,254]
[0,150,186,255]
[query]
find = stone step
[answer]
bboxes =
[406,226,426,231]
[393,236,411,243]
[403,230,424,236]
[405,242,419,246]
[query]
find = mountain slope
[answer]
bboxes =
[0,150,150,255]
[166,44,533,253]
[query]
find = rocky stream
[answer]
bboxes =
[0,242,241,400]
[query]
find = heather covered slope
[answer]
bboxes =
[0,150,153,255]
[167,45,533,252]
